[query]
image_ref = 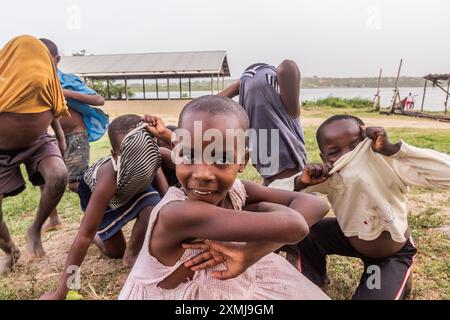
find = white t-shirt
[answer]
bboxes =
[269,139,450,242]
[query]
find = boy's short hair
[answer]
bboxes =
[108,114,142,151]
[39,38,59,57]
[316,115,365,150]
[179,95,249,130]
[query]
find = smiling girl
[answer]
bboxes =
[119,95,330,300]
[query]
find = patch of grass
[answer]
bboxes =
[409,207,445,229]
[303,97,373,109]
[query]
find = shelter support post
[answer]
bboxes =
[211,75,213,94]
[143,78,146,100]
[189,77,192,99]
[124,78,128,100]
[156,78,159,99]
[106,79,111,100]
[167,78,170,100]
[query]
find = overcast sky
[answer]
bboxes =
[1,0,449,77]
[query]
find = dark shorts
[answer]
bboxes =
[0,133,63,197]
[65,131,89,183]
[297,218,417,300]
[78,178,161,241]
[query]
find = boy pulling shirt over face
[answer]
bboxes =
[269,115,450,299]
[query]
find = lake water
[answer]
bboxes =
[131,87,448,111]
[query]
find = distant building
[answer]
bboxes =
[59,51,230,100]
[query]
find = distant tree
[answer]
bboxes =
[86,79,134,100]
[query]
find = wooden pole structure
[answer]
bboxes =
[142,78,146,100]
[421,79,428,112]
[222,75,225,92]
[179,77,182,99]
[389,59,403,114]
[217,74,220,94]
[373,68,382,111]
[445,80,450,115]
[124,78,128,100]
[167,78,170,100]
[156,78,159,99]
[211,75,213,94]
[189,77,192,99]
[106,79,111,100]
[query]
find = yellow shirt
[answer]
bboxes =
[270,139,450,243]
[0,35,68,117]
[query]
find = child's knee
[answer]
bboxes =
[44,168,68,193]
[105,250,125,260]
[103,245,126,259]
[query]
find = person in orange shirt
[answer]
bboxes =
[0,35,69,273]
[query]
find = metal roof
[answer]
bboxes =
[59,51,230,79]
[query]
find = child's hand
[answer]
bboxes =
[182,240,253,280]
[363,126,401,156]
[142,115,173,144]
[296,163,332,190]
[142,115,168,137]
[39,290,66,300]
[57,136,67,157]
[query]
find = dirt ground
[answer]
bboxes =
[2,187,448,300]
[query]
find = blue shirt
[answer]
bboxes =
[57,69,109,142]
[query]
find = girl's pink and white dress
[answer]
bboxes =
[119,179,330,300]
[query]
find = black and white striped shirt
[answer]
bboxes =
[84,123,161,209]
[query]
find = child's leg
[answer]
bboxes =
[298,217,362,287]
[94,231,127,259]
[123,206,153,267]
[26,156,67,257]
[0,195,21,274]
[41,185,62,233]
[352,240,417,300]
[277,59,301,118]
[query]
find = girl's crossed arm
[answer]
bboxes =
[161,198,308,245]
[243,180,329,227]
[182,181,329,279]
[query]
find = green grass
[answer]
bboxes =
[1,115,449,299]
[303,97,374,109]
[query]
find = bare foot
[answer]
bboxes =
[26,227,45,258]
[0,249,20,274]
[42,219,62,233]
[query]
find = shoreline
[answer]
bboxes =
[102,100,450,129]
